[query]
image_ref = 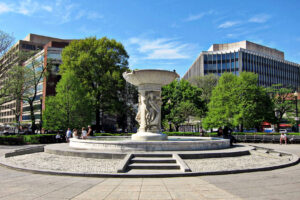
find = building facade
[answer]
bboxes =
[183,41,300,90]
[20,41,69,126]
[0,34,71,126]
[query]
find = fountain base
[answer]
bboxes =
[131,132,167,141]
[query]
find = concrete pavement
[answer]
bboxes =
[0,143,299,200]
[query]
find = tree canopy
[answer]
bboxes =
[59,37,129,131]
[43,71,94,130]
[203,72,274,130]
[162,79,204,131]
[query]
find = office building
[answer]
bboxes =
[0,34,71,126]
[183,41,300,90]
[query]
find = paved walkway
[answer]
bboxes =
[0,143,299,200]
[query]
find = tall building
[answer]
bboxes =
[20,41,70,125]
[183,41,300,90]
[0,34,71,126]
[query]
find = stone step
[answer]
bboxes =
[128,163,180,170]
[131,157,176,163]
[127,169,181,174]
[133,153,173,158]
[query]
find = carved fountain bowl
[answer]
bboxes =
[69,136,230,152]
[123,69,179,86]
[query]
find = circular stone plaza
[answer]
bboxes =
[0,69,299,199]
[0,143,299,200]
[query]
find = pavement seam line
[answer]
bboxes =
[162,178,174,200]
[102,179,124,200]
[70,178,107,200]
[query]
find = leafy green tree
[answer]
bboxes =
[203,72,275,131]
[59,37,129,131]
[267,85,295,132]
[233,72,274,131]
[202,73,237,129]
[162,79,204,131]
[43,71,94,130]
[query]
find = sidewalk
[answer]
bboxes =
[0,143,299,200]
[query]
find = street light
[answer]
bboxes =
[294,91,299,133]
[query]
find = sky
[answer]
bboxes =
[0,0,300,77]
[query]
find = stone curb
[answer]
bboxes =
[4,145,45,158]
[0,148,298,178]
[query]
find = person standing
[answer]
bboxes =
[66,128,72,142]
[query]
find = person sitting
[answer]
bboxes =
[280,133,287,145]
[72,129,78,139]
[81,127,87,139]
[55,133,61,143]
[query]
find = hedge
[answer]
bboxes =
[0,134,59,145]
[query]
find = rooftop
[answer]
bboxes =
[207,40,284,60]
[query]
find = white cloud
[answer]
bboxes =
[185,10,215,22]
[249,14,271,23]
[86,12,103,20]
[218,21,240,28]
[0,2,13,14]
[0,0,102,24]
[185,13,205,21]
[41,5,53,12]
[0,0,52,16]
[128,37,192,60]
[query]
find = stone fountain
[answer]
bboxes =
[69,69,230,152]
[123,69,179,141]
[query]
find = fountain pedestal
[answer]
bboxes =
[123,70,179,141]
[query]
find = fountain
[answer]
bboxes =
[69,69,230,151]
[122,69,179,141]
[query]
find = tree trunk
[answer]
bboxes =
[29,101,36,134]
[95,107,100,133]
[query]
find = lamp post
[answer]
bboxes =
[294,91,299,133]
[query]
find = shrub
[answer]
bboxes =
[0,136,25,145]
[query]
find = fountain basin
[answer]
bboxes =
[122,69,179,87]
[69,136,230,152]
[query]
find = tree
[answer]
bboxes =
[0,30,14,56]
[233,72,274,131]
[267,85,295,132]
[0,51,44,134]
[43,71,94,130]
[189,74,219,104]
[202,73,237,129]
[59,37,129,131]
[0,65,32,133]
[162,79,204,131]
[115,82,138,132]
[203,72,275,131]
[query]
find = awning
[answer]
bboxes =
[279,124,292,127]
[262,122,271,126]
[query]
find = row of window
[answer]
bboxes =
[0,118,14,123]
[241,52,300,88]
[0,110,15,117]
[0,103,16,111]
[22,114,41,120]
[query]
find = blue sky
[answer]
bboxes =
[1,0,300,77]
